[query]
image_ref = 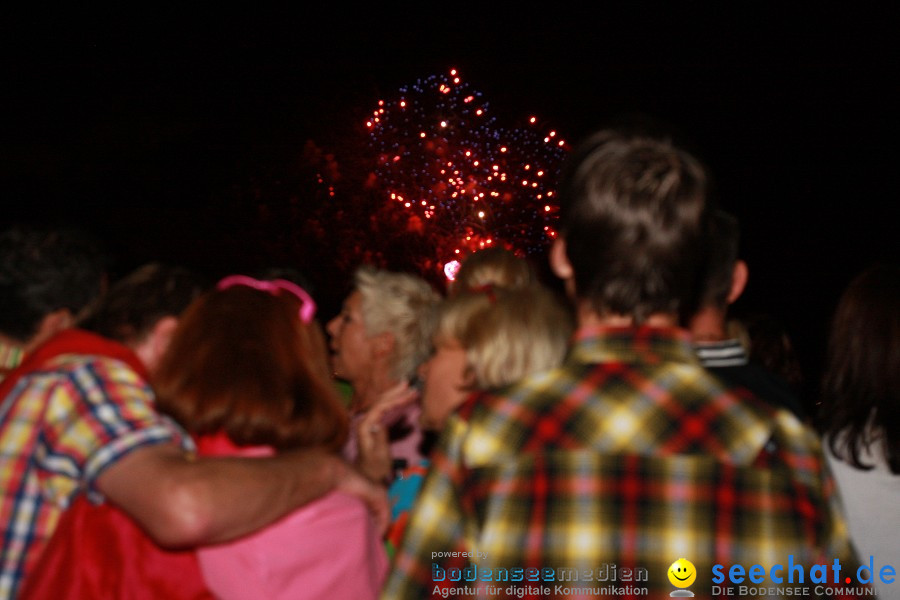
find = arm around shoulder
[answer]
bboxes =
[96,442,354,548]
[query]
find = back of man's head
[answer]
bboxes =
[557,130,711,323]
[0,225,108,343]
[81,262,208,347]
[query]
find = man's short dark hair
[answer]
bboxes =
[699,210,741,310]
[0,225,108,342]
[558,131,711,323]
[81,262,208,345]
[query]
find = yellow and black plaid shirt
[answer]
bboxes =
[382,326,860,599]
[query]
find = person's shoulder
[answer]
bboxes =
[40,353,149,387]
[720,379,827,467]
[496,364,575,405]
[443,366,575,461]
[7,353,154,418]
[709,361,808,421]
[653,363,794,462]
[708,368,808,433]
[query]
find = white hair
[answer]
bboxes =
[354,266,442,381]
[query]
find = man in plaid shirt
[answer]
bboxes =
[0,226,388,599]
[382,131,861,599]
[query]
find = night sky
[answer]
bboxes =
[2,6,897,401]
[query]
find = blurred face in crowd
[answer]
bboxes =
[326,290,376,385]
[418,336,470,431]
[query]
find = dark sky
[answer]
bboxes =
[2,6,897,394]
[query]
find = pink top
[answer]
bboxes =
[196,433,388,600]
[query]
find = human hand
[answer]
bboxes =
[333,458,391,536]
[355,381,419,483]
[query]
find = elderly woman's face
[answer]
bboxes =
[325,290,376,384]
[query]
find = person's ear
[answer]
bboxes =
[148,316,179,361]
[135,316,179,374]
[550,237,578,300]
[42,309,74,335]
[550,237,573,281]
[727,260,749,305]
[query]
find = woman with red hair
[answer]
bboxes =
[153,275,387,600]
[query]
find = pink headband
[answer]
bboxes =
[216,275,317,323]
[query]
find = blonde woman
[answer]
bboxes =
[381,280,574,553]
[420,282,574,431]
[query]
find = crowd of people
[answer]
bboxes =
[0,128,896,600]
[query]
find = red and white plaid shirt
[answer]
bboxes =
[0,330,189,599]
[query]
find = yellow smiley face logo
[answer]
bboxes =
[667,558,697,588]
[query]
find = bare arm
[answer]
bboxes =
[96,443,388,548]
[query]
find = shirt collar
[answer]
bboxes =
[693,338,750,367]
[569,325,699,365]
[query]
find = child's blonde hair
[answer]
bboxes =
[436,283,573,390]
